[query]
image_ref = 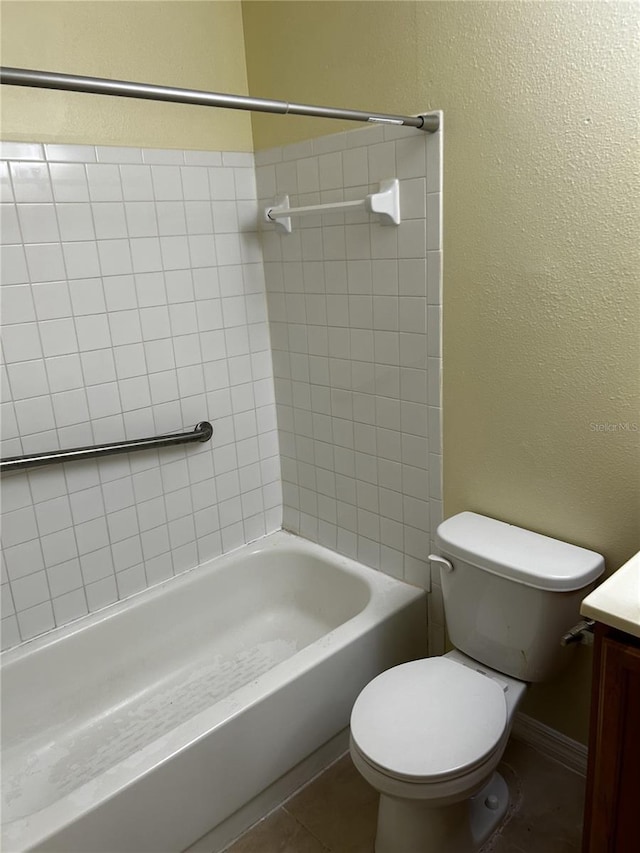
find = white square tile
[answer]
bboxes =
[107,507,139,543]
[120,165,153,200]
[113,342,147,378]
[109,309,142,346]
[209,166,237,200]
[165,269,194,303]
[0,244,29,284]
[140,305,171,340]
[75,314,111,351]
[152,166,183,200]
[68,277,106,316]
[39,318,78,357]
[50,163,90,202]
[398,219,427,259]
[155,201,186,236]
[86,164,122,201]
[97,239,133,276]
[57,203,96,241]
[160,235,190,270]
[103,273,138,311]
[400,178,427,220]
[40,527,78,568]
[1,284,36,324]
[234,168,257,201]
[16,601,55,640]
[149,369,179,404]
[184,201,212,235]
[85,575,118,611]
[399,259,427,296]
[90,202,126,239]
[43,354,82,393]
[86,381,122,419]
[52,388,90,427]
[57,456,96,496]
[25,243,66,282]
[46,558,83,597]
[119,375,151,411]
[17,204,59,242]
[27,466,67,502]
[34,495,72,536]
[3,538,44,582]
[212,201,239,234]
[111,535,143,572]
[368,142,396,183]
[116,565,147,598]
[63,241,101,279]
[79,546,112,584]
[0,203,21,244]
[32,281,72,320]
[180,166,209,200]
[395,136,427,179]
[125,201,158,237]
[81,349,117,385]
[144,338,175,372]
[10,162,53,203]
[75,517,109,555]
[169,302,198,336]
[1,505,39,547]
[52,588,88,625]
[130,237,163,273]
[173,335,204,367]
[102,476,135,513]
[133,271,165,307]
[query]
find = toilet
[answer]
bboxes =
[349,512,604,853]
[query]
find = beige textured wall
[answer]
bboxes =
[1,0,252,150]
[243,1,640,743]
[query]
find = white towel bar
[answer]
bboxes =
[265,179,401,234]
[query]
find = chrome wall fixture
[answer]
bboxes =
[0,422,214,474]
[0,66,440,133]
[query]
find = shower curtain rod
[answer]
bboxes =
[0,67,439,133]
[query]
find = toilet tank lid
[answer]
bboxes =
[435,512,605,592]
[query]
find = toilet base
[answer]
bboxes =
[374,771,509,853]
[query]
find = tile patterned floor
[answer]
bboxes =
[225,739,585,853]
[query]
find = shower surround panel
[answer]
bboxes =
[0,142,281,650]
[255,119,443,651]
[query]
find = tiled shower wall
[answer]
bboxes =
[256,119,444,652]
[0,142,281,650]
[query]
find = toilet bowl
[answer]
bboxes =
[350,651,526,853]
[349,512,605,853]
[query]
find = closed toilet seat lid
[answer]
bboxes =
[350,658,507,782]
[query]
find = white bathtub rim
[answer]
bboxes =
[2,531,424,851]
[0,529,397,667]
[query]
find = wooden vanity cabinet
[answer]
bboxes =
[582,622,640,853]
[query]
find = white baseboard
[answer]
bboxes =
[512,712,588,777]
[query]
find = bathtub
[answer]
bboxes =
[1,531,427,853]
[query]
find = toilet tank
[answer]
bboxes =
[435,513,605,682]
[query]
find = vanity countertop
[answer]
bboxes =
[581,551,640,639]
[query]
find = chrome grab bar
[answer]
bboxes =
[0,421,213,473]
